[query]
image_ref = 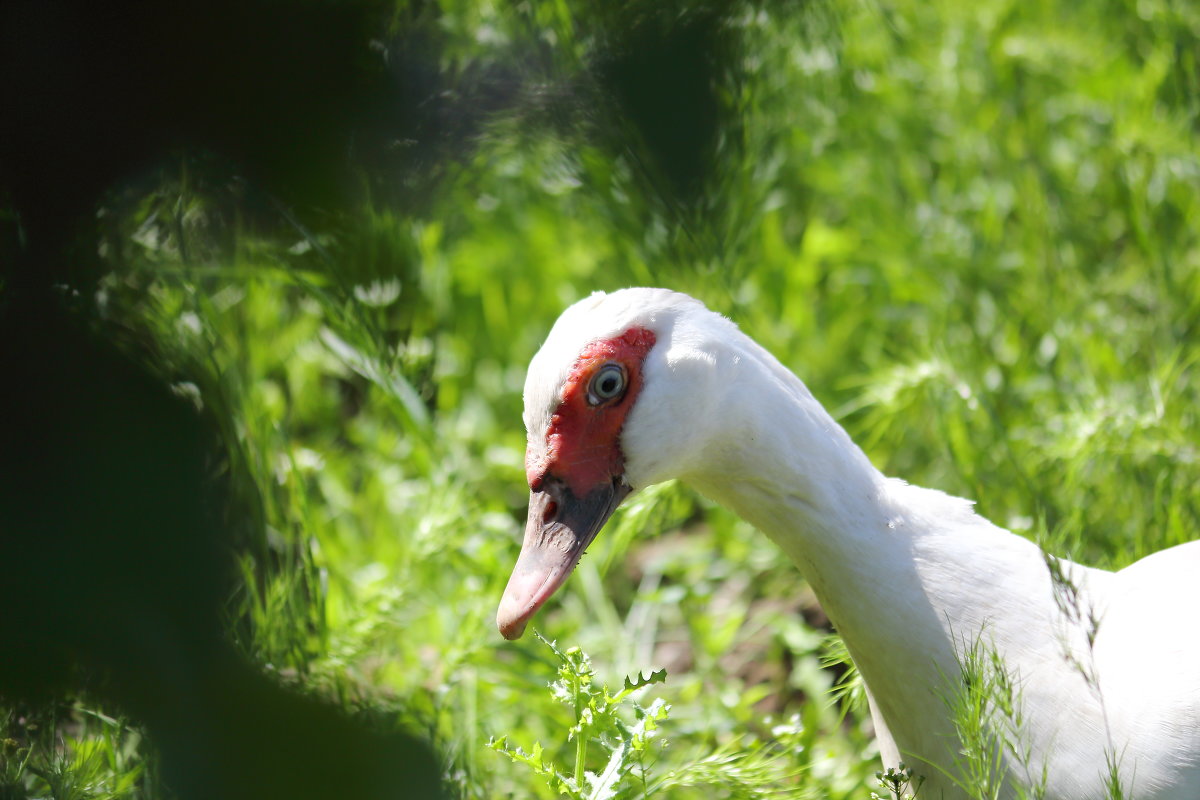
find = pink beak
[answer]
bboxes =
[496,476,631,639]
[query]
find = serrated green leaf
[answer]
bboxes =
[626,668,667,692]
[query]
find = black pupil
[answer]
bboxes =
[594,368,622,400]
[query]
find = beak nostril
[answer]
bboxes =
[543,500,558,523]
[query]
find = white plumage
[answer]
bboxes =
[499,288,1200,799]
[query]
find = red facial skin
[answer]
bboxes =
[526,327,657,495]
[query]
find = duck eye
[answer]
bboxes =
[588,363,627,405]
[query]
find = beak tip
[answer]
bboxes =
[497,618,527,640]
[496,605,529,640]
[496,587,532,640]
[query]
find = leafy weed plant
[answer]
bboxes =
[872,764,924,800]
[492,633,809,799]
[489,632,669,799]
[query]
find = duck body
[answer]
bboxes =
[498,288,1200,799]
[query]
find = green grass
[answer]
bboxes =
[4,0,1199,796]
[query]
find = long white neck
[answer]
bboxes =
[683,329,1112,796]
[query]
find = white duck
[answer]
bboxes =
[496,288,1200,799]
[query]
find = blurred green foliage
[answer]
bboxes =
[4,0,1198,796]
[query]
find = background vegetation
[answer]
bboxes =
[3,0,1198,796]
